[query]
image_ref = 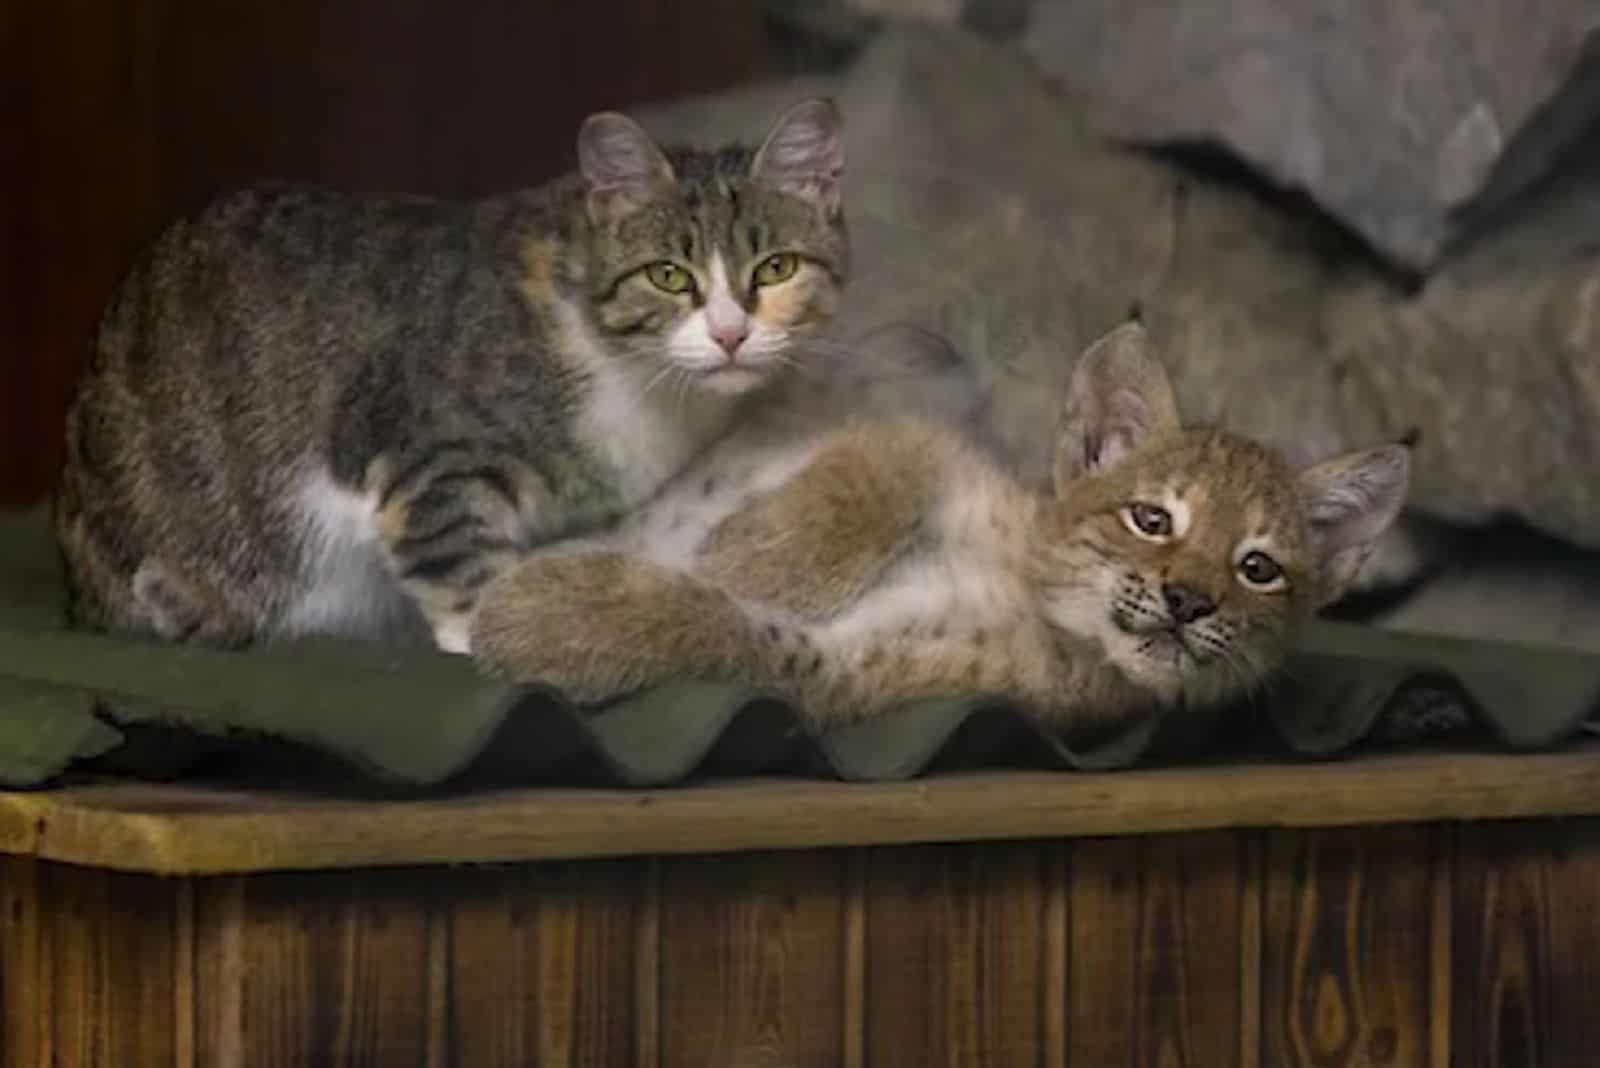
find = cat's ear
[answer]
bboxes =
[577,112,676,226]
[1297,444,1411,604]
[751,98,844,218]
[1052,321,1181,495]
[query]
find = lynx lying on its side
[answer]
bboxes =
[472,323,1410,736]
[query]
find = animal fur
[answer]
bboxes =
[472,322,1411,735]
[55,99,850,654]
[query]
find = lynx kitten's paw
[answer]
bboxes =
[472,551,760,704]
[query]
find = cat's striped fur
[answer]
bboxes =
[55,99,849,653]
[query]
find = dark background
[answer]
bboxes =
[1,0,771,506]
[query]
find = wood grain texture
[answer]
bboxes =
[1,0,770,506]
[1263,825,1444,1067]
[194,877,244,1068]
[1453,820,1547,1068]
[1452,817,1600,1068]
[50,864,181,1067]
[442,861,643,1068]
[5,823,1600,1064]
[862,842,1054,1067]
[194,871,433,1068]
[1238,831,1264,1068]
[659,849,848,1067]
[1067,832,1250,1067]
[192,861,646,1068]
[7,746,1600,875]
[1044,843,1069,1065]
[843,849,867,1068]
[0,857,44,1068]
[635,856,663,1068]
[1537,820,1600,1068]
[1428,828,1452,1068]
[0,857,180,1068]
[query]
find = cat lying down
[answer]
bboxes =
[472,323,1410,738]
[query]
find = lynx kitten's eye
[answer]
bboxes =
[1237,550,1286,590]
[645,262,695,294]
[1123,502,1173,539]
[753,252,799,287]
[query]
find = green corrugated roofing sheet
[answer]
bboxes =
[0,509,1591,791]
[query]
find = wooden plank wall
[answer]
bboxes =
[0,0,771,507]
[4,819,1599,1066]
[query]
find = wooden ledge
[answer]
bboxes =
[2,744,1598,876]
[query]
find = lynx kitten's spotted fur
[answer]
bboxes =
[55,100,848,654]
[473,323,1410,736]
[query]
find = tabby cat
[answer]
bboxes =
[55,99,848,653]
[472,323,1411,735]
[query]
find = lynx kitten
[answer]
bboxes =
[472,323,1410,735]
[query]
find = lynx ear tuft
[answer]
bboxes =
[1297,444,1412,604]
[1052,321,1181,496]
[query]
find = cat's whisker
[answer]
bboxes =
[793,338,868,357]
[641,363,679,400]
[1250,650,1293,708]
[1225,647,1270,703]
[766,349,812,370]
[765,354,820,380]
[669,366,693,415]
[1262,653,1308,687]
[793,344,883,367]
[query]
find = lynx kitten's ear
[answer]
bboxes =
[577,112,676,226]
[751,98,844,218]
[1297,444,1411,605]
[1052,321,1181,495]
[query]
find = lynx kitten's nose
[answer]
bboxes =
[711,321,749,356]
[1163,583,1216,624]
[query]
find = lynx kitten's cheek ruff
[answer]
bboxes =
[55,99,849,654]
[473,322,1411,735]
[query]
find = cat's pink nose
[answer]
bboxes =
[711,321,749,357]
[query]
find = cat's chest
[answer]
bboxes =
[581,376,703,501]
[562,308,740,509]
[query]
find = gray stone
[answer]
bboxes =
[1013,0,1600,269]
[641,23,1600,557]
[795,0,1600,270]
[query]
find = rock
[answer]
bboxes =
[1012,0,1600,270]
[784,0,1600,271]
[644,22,1600,553]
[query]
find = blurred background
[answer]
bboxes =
[1,0,771,506]
[6,0,1600,647]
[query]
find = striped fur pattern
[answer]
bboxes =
[472,323,1411,736]
[55,100,849,652]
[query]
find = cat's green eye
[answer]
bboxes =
[753,252,800,287]
[1237,550,1286,590]
[645,262,695,294]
